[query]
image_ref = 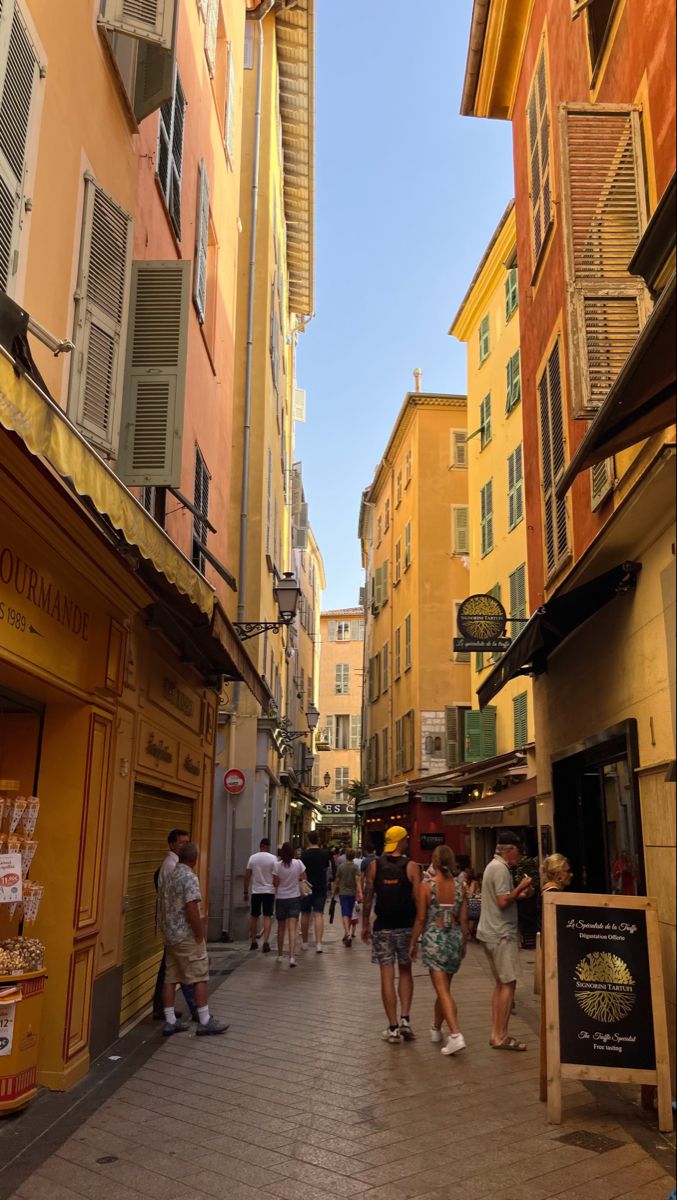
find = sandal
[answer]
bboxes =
[491,1036,527,1051]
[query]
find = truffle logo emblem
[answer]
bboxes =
[575,952,635,1023]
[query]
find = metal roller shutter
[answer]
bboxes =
[120,786,193,1028]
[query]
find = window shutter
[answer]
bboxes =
[510,564,527,621]
[445,707,463,768]
[116,259,190,486]
[539,340,569,576]
[560,105,649,415]
[99,0,175,50]
[193,159,209,322]
[528,50,553,263]
[570,0,596,15]
[382,559,389,602]
[327,621,337,642]
[350,715,361,751]
[452,506,469,555]
[480,707,497,759]
[134,40,175,123]
[407,711,415,773]
[382,641,389,690]
[326,715,335,750]
[69,176,133,454]
[224,40,236,163]
[204,0,219,78]
[591,458,615,510]
[464,710,482,763]
[513,693,528,748]
[395,540,402,581]
[0,0,40,296]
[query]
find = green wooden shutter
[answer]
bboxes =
[99,0,176,49]
[480,707,497,758]
[464,707,496,763]
[116,259,190,486]
[513,693,528,748]
[510,564,527,621]
[0,0,40,297]
[479,314,490,362]
[445,706,465,768]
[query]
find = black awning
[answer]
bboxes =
[477,562,641,709]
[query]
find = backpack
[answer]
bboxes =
[374,854,416,926]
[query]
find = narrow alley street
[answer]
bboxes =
[2,932,674,1200]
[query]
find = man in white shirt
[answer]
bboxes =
[244,838,278,953]
[477,830,533,1051]
[152,829,197,1020]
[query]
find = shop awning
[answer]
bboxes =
[556,274,676,497]
[477,562,641,709]
[443,776,537,828]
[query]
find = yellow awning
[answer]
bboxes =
[0,351,214,616]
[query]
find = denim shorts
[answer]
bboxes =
[300,890,327,915]
[339,895,356,920]
[275,897,301,921]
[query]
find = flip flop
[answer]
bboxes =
[491,1037,527,1052]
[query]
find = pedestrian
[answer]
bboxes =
[477,830,533,1052]
[273,842,306,967]
[466,868,482,940]
[540,854,573,894]
[360,847,377,878]
[152,829,198,1022]
[409,844,468,1056]
[157,842,228,1037]
[362,826,420,1043]
[243,837,277,954]
[300,831,331,953]
[333,849,363,946]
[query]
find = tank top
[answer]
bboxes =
[374,854,416,931]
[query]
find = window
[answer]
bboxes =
[513,693,529,749]
[157,71,186,239]
[395,540,402,583]
[405,447,412,486]
[479,314,491,363]
[68,177,133,455]
[480,394,492,449]
[451,506,469,555]
[382,642,390,692]
[395,715,414,774]
[192,445,210,574]
[394,628,402,680]
[376,515,382,546]
[204,0,220,77]
[453,602,470,663]
[374,561,389,609]
[591,458,615,511]
[367,737,379,788]
[560,105,649,415]
[527,48,553,266]
[382,728,389,781]
[506,351,521,413]
[571,0,620,74]
[395,719,403,775]
[368,655,381,704]
[396,471,403,507]
[335,664,350,695]
[508,445,524,530]
[476,651,485,672]
[350,714,361,751]
[384,499,391,531]
[464,707,497,763]
[451,431,468,468]
[193,160,211,323]
[404,614,412,671]
[404,522,412,570]
[244,21,255,69]
[224,39,236,164]
[265,449,272,556]
[334,767,349,803]
[116,260,191,486]
[99,0,176,49]
[505,267,519,320]
[336,621,351,642]
[509,564,528,623]
[0,0,41,297]
[539,340,569,576]
[480,481,494,556]
[334,716,351,751]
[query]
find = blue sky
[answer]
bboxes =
[295,1,515,610]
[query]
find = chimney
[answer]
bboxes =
[413,368,422,393]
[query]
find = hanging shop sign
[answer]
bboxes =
[453,593,512,655]
[420,833,445,850]
[323,803,354,815]
[542,893,672,1132]
[224,768,246,795]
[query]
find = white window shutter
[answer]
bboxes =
[328,620,337,642]
[134,41,175,124]
[350,715,361,751]
[116,259,190,487]
[0,0,40,296]
[224,40,236,163]
[326,715,335,749]
[204,0,219,78]
[68,176,133,454]
[193,159,209,322]
[99,0,175,50]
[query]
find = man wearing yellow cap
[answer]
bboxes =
[362,826,420,1043]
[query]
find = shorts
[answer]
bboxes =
[300,891,327,915]
[481,938,520,984]
[275,897,301,921]
[251,894,275,919]
[165,939,210,985]
[339,895,356,920]
[371,928,412,968]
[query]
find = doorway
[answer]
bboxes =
[552,721,643,895]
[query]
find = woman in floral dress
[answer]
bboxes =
[410,844,468,1056]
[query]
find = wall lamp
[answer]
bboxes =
[234,574,301,641]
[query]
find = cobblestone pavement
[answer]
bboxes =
[4,927,676,1200]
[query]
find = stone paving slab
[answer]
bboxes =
[2,929,675,1200]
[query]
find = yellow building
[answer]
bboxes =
[316,608,365,846]
[358,383,471,862]
[450,202,536,865]
[209,0,316,939]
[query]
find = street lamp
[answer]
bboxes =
[306,703,320,732]
[234,573,302,641]
[323,772,331,788]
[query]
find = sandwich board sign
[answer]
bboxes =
[543,893,672,1131]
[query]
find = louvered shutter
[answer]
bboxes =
[452,506,469,555]
[560,105,650,415]
[193,159,209,321]
[327,620,337,642]
[528,50,553,264]
[134,40,175,124]
[350,715,361,751]
[510,564,527,621]
[99,0,175,50]
[570,0,596,16]
[382,559,389,603]
[0,0,40,296]
[539,341,569,577]
[591,458,614,510]
[224,40,236,163]
[508,445,524,528]
[69,176,133,453]
[204,0,219,78]
[407,711,415,773]
[464,710,482,763]
[480,707,497,759]
[481,481,494,554]
[326,715,335,749]
[513,693,529,748]
[445,707,462,768]
[116,259,190,486]
[342,664,350,694]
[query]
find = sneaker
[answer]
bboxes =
[381,1027,402,1044]
[441,1032,466,1056]
[430,1027,443,1044]
[276,955,284,963]
[262,942,271,954]
[249,941,258,951]
[399,1018,416,1042]
[316,944,323,954]
[289,958,297,968]
[162,1020,189,1037]
[196,1017,229,1037]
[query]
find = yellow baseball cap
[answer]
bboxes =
[384,826,408,853]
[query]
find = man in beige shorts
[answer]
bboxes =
[157,841,228,1037]
[477,830,533,1051]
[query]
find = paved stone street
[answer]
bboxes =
[3,929,675,1200]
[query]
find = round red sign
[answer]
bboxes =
[223,768,246,795]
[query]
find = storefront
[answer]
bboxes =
[360,786,470,865]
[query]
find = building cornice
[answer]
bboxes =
[450,202,516,340]
[276,0,315,318]
[461,0,535,120]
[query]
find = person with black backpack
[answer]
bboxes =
[361,826,421,1044]
[152,829,198,1022]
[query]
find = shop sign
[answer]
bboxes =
[138,722,177,780]
[454,593,511,655]
[543,893,672,1130]
[224,768,246,795]
[420,833,445,850]
[149,667,202,734]
[0,1002,16,1056]
[323,803,354,814]
[0,854,22,904]
[178,744,203,785]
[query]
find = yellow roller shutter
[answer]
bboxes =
[121,786,193,1028]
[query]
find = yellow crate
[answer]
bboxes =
[0,971,46,1114]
